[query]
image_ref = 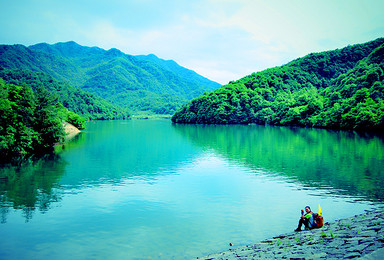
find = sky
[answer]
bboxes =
[1,0,384,84]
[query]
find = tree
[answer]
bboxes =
[33,86,65,151]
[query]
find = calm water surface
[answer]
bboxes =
[1,120,384,259]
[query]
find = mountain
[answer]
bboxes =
[172,38,384,131]
[0,41,220,114]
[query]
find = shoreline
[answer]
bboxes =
[63,121,81,140]
[198,207,384,259]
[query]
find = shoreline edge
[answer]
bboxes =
[198,207,384,259]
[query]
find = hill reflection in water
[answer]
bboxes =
[173,123,384,201]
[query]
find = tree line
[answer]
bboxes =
[0,79,85,162]
[0,67,129,120]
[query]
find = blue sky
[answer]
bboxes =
[1,0,383,84]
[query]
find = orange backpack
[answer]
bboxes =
[313,213,324,228]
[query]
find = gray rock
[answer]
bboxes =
[360,247,384,259]
[366,226,382,232]
[353,242,374,253]
[343,252,361,258]
[358,230,377,237]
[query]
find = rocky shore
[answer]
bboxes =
[198,208,384,259]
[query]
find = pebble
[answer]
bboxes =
[196,207,384,259]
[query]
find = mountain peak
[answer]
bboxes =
[107,48,124,57]
[146,54,159,59]
[55,40,79,46]
[136,54,221,89]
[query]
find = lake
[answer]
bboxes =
[1,120,383,259]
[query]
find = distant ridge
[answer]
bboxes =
[0,41,221,114]
[136,53,219,90]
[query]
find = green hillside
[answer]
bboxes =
[0,79,85,162]
[0,41,220,114]
[0,68,128,120]
[0,44,83,84]
[136,53,220,92]
[172,38,384,130]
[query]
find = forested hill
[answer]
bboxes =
[0,78,86,162]
[172,38,384,130]
[0,68,127,120]
[0,41,220,114]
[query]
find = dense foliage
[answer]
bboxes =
[172,38,384,130]
[0,68,128,120]
[0,41,220,115]
[0,79,84,162]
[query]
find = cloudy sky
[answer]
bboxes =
[1,0,383,84]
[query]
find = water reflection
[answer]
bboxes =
[0,120,200,222]
[172,124,384,201]
[1,121,384,222]
[58,120,199,187]
[0,154,66,222]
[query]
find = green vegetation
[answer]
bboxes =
[172,38,384,131]
[0,68,128,120]
[0,41,220,115]
[135,53,220,91]
[0,79,84,162]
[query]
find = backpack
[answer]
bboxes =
[313,213,324,228]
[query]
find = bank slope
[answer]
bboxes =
[0,41,220,114]
[172,38,384,130]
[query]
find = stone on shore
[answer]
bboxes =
[63,121,81,140]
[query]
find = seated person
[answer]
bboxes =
[295,206,315,231]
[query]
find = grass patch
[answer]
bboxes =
[357,214,366,219]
